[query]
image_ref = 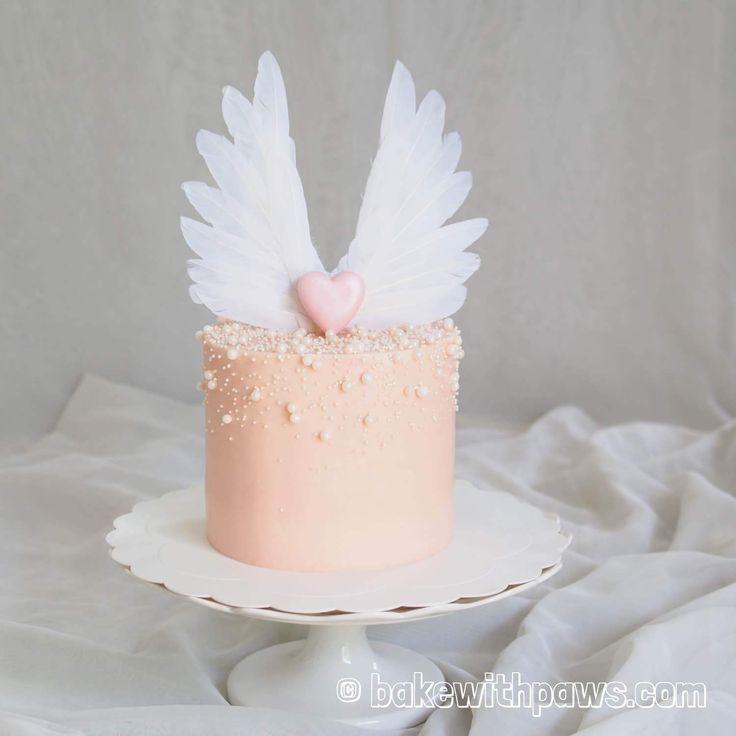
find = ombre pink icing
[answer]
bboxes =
[198,320,463,572]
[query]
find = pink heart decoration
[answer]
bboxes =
[296,271,365,334]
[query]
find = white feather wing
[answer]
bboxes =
[338,62,487,329]
[182,51,323,330]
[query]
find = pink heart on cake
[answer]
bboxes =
[296,271,365,334]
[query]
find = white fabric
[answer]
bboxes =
[2,374,734,734]
[2,0,735,441]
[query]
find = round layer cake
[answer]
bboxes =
[198,319,463,572]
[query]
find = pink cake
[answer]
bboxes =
[182,52,487,571]
[198,321,462,571]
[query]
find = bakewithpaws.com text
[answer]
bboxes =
[335,672,706,717]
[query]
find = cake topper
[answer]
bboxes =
[183,51,487,333]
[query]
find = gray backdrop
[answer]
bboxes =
[2,0,735,443]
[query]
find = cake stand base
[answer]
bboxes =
[228,623,442,729]
[107,481,570,729]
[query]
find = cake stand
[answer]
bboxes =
[107,480,570,730]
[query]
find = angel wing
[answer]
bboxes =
[182,51,324,330]
[337,62,487,329]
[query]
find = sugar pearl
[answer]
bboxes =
[446,344,459,356]
[293,327,307,339]
[195,330,203,342]
[319,430,331,442]
[302,355,314,366]
[289,413,301,424]
[363,414,374,427]
[341,381,352,392]
[361,371,373,384]
[277,344,288,354]
[227,348,239,360]
[207,380,217,390]
[222,414,233,424]
[249,388,262,401]
[227,335,238,346]
[325,329,337,341]
[443,318,454,330]
[203,370,214,380]
[203,325,213,334]
[312,359,322,371]
[287,402,298,414]
[416,385,430,399]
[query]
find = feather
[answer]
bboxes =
[338,61,487,328]
[183,51,324,330]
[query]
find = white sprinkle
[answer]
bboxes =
[443,318,454,330]
[277,344,288,354]
[222,414,233,424]
[319,430,331,442]
[289,413,301,424]
[227,348,239,360]
[341,381,352,392]
[227,335,238,346]
[302,355,313,366]
[287,402,298,414]
[312,359,322,371]
[207,380,217,390]
[361,371,373,384]
[416,385,430,399]
[293,327,307,339]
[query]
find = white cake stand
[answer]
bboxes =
[107,480,570,730]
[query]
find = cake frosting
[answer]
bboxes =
[198,320,462,571]
[181,52,487,572]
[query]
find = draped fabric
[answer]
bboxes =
[1,375,734,734]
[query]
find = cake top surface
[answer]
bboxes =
[182,51,487,335]
[199,319,463,357]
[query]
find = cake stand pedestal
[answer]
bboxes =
[107,480,569,730]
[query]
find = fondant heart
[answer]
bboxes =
[296,271,365,334]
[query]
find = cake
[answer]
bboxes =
[183,52,487,571]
